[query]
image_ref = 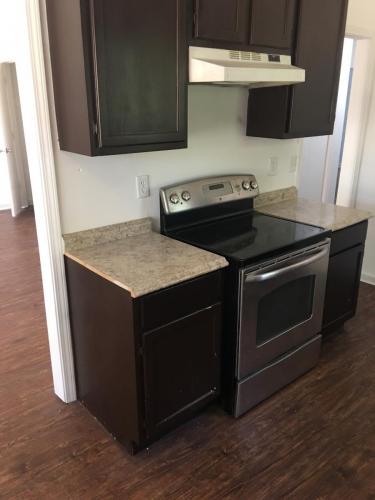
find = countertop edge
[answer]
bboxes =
[65,250,229,299]
[257,196,373,232]
[65,252,135,296]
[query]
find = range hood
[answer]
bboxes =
[189,47,305,88]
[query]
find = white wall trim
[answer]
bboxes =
[361,273,375,286]
[344,28,375,208]
[24,0,76,403]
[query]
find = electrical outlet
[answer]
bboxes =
[290,155,299,173]
[136,175,150,199]
[268,157,279,176]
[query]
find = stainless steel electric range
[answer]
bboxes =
[160,175,331,417]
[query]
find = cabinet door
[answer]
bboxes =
[90,0,187,151]
[249,0,297,53]
[323,245,364,331]
[194,0,251,45]
[143,305,221,437]
[288,0,348,137]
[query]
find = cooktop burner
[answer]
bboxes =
[169,211,328,265]
[160,174,330,266]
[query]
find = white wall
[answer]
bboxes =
[0,0,17,211]
[0,111,11,210]
[346,0,375,283]
[323,37,354,204]
[52,85,300,233]
[337,37,372,207]
[298,136,328,202]
[0,1,33,212]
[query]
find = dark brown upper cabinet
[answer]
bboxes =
[193,0,251,45]
[192,0,297,54]
[247,0,349,139]
[46,0,187,156]
[249,0,297,53]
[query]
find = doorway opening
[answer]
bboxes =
[298,35,372,207]
[0,63,33,216]
[0,0,76,404]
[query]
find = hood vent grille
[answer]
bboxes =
[229,51,262,62]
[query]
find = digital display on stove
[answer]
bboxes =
[203,181,233,197]
[209,184,225,191]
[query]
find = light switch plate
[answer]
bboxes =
[290,155,299,173]
[136,175,150,199]
[268,157,279,176]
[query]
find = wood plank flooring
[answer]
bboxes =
[0,209,375,499]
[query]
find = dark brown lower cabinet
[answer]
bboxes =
[65,258,223,454]
[143,305,221,437]
[322,221,368,335]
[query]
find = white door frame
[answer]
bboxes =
[323,26,375,207]
[23,0,76,403]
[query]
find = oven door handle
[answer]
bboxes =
[245,245,329,283]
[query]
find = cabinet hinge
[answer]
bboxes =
[93,122,98,136]
[139,347,144,357]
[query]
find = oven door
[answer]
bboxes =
[237,240,330,379]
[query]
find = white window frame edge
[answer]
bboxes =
[25,0,76,403]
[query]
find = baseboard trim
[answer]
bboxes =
[361,273,375,286]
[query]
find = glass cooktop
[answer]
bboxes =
[170,211,330,265]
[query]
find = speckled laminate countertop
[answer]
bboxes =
[64,218,228,298]
[255,187,373,231]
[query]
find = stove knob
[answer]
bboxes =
[250,181,258,190]
[181,191,191,202]
[169,193,180,205]
[242,180,251,191]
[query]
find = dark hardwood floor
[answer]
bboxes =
[1,209,375,499]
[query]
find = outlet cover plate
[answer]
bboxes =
[136,175,150,199]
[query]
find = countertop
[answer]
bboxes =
[255,187,373,232]
[63,218,228,298]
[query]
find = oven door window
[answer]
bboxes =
[256,275,316,346]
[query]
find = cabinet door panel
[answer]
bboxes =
[90,0,187,149]
[143,305,221,436]
[249,0,297,52]
[288,0,348,136]
[194,0,251,44]
[323,245,364,330]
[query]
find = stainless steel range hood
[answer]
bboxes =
[189,47,305,88]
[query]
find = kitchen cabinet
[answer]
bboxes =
[249,0,298,53]
[191,0,297,54]
[193,0,251,45]
[46,0,187,156]
[322,221,368,335]
[65,258,223,454]
[247,0,349,139]
[143,306,221,435]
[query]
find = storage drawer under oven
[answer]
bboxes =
[235,335,322,417]
[237,240,330,379]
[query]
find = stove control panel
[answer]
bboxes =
[160,175,259,215]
